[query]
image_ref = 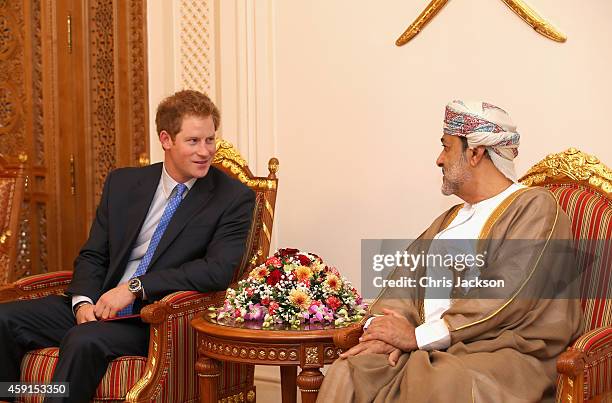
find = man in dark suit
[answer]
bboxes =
[0,90,255,402]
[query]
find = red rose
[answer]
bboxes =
[268,301,280,314]
[265,256,283,268]
[297,254,311,266]
[261,297,270,306]
[325,296,341,311]
[245,288,254,297]
[277,248,299,257]
[266,270,282,286]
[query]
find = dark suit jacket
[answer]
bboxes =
[66,163,255,303]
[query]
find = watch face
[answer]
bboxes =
[129,278,141,292]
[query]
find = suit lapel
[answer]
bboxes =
[148,170,216,269]
[112,164,162,274]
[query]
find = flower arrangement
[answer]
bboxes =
[216,248,367,328]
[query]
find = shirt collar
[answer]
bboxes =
[464,182,523,210]
[161,164,197,199]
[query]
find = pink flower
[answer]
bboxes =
[268,301,280,314]
[246,287,254,297]
[325,296,341,311]
[265,256,283,268]
[234,308,243,318]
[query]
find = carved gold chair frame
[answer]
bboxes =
[520,148,612,403]
[520,147,612,196]
[0,153,27,285]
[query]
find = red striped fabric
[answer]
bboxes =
[19,348,146,402]
[547,185,612,330]
[547,184,612,401]
[13,271,73,302]
[11,256,256,401]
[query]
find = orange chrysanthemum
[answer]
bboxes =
[294,265,312,283]
[324,274,342,292]
[249,266,269,281]
[289,289,311,310]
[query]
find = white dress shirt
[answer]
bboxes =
[71,165,196,313]
[365,183,526,351]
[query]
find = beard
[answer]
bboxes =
[441,157,472,196]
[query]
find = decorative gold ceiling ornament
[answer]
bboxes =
[499,0,566,42]
[395,0,449,46]
[396,0,566,46]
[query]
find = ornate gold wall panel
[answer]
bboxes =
[0,1,25,145]
[128,0,149,166]
[179,0,214,95]
[1,0,148,278]
[89,0,117,201]
[0,0,49,279]
[89,0,149,202]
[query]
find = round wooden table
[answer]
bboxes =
[191,311,359,403]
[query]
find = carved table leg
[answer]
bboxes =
[195,356,220,403]
[280,366,297,403]
[297,368,324,403]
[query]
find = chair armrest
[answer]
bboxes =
[333,323,365,350]
[126,290,225,402]
[140,290,225,324]
[0,271,73,303]
[557,326,612,376]
[557,326,612,402]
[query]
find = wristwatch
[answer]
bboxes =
[128,277,143,299]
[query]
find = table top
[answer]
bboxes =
[191,310,360,343]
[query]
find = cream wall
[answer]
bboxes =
[147,0,611,394]
[274,0,611,288]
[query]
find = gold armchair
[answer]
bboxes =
[520,148,611,403]
[0,140,278,402]
[0,153,26,285]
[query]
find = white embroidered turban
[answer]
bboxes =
[443,100,520,182]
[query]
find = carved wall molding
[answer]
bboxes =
[0,9,18,60]
[88,0,149,202]
[128,0,149,167]
[1,0,148,277]
[0,1,24,147]
[178,0,215,96]
[0,81,19,135]
[89,0,117,202]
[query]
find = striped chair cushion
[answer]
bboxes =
[19,347,146,403]
[546,184,612,331]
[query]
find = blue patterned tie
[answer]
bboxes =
[117,183,187,316]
